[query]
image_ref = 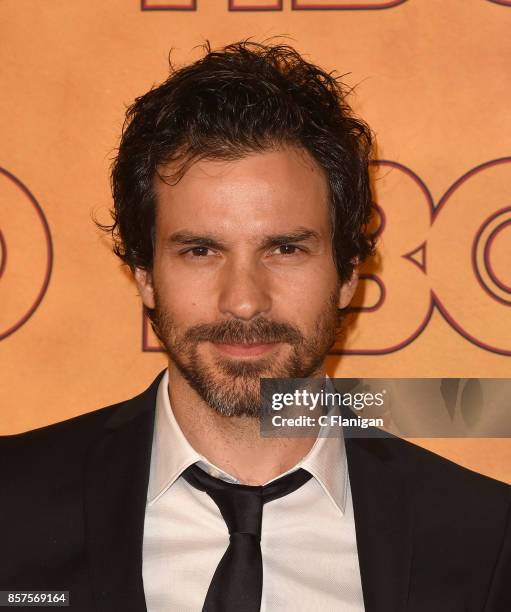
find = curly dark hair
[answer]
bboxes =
[105,40,375,283]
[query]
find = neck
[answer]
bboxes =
[166,363,321,485]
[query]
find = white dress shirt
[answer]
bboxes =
[142,370,365,611]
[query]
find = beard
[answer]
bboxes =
[149,291,341,419]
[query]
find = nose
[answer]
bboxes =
[217,257,272,321]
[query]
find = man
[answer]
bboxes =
[1,42,510,612]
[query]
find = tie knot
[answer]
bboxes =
[181,464,312,539]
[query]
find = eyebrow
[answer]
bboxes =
[165,228,321,251]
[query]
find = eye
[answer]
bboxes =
[185,246,212,257]
[273,244,301,256]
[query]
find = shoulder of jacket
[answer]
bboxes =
[0,369,165,450]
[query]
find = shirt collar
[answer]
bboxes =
[147,370,347,514]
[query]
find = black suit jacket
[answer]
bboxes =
[1,371,510,611]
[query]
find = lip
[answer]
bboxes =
[212,342,280,358]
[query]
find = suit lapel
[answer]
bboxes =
[345,436,414,612]
[84,372,164,612]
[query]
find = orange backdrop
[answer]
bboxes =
[1,0,510,481]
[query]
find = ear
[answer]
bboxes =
[133,267,156,310]
[338,266,359,309]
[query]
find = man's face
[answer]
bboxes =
[135,146,358,417]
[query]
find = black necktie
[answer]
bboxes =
[181,463,312,612]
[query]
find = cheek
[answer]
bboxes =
[153,266,215,324]
[274,261,338,303]
[272,278,337,332]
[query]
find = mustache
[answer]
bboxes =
[183,318,304,345]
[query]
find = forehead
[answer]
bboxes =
[153,146,330,237]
